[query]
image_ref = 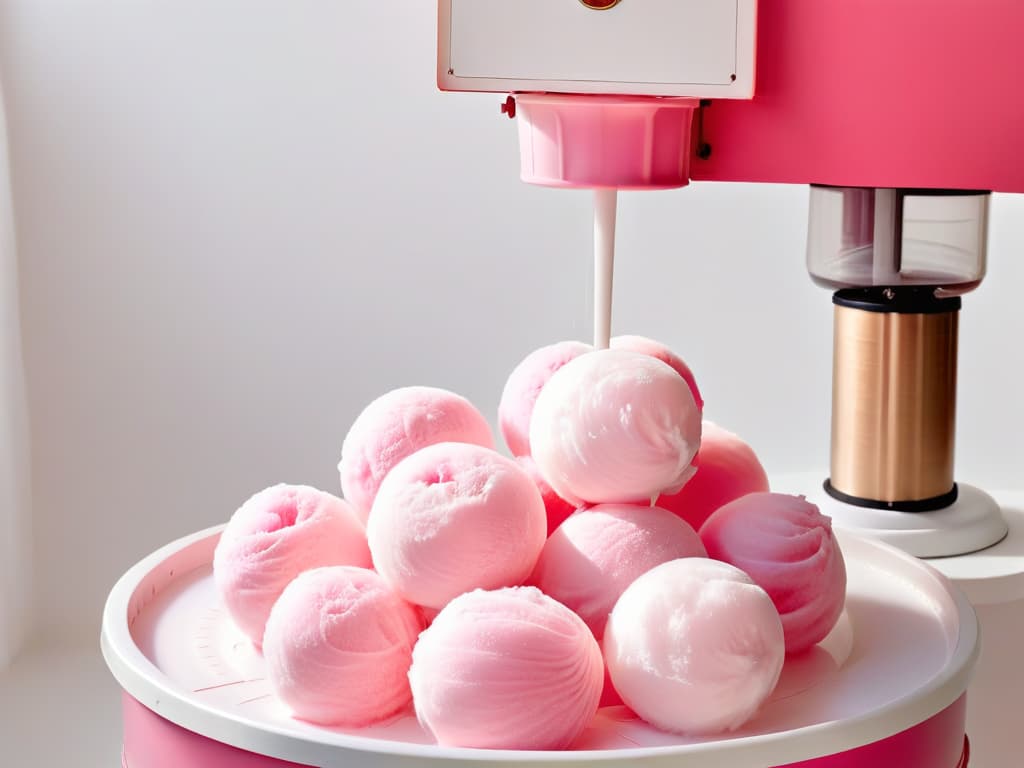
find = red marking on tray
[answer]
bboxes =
[193,678,265,693]
[237,694,271,706]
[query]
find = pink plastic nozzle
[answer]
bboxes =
[512,94,698,190]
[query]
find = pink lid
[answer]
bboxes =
[511,94,698,190]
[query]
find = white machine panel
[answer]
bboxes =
[438,0,757,98]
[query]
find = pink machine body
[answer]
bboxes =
[439,0,1024,192]
[691,0,1024,192]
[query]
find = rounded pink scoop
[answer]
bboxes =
[408,587,603,750]
[656,421,770,531]
[530,349,701,505]
[611,334,703,411]
[339,386,494,524]
[530,504,706,640]
[263,566,423,726]
[212,484,372,648]
[498,340,592,457]
[700,492,847,654]
[366,442,547,611]
[604,558,785,736]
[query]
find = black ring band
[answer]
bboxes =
[823,479,959,513]
[832,287,961,315]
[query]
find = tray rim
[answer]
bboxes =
[101,525,979,767]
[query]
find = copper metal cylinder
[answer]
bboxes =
[828,289,959,509]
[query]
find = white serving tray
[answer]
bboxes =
[102,527,977,767]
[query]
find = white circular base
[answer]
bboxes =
[813,482,1007,558]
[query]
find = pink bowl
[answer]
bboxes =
[513,94,698,189]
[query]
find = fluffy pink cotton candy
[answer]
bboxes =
[498,341,593,457]
[409,587,603,750]
[604,558,785,736]
[700,493,847,654]
[530,349,701,506]
[656,421,770,531]
[339,386,495,524]
[611,334,703,411]
[263,566,424,726]
[212,484,372,648]
[530,504,706,640]
[516,455,578,536]
[367,443,547,610]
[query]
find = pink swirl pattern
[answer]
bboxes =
[699,492,847,654]
[408,587,603,750]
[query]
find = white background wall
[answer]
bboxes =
[0,69,30,669]
[0,1,1021,643]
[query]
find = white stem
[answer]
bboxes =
[594,188,618,350]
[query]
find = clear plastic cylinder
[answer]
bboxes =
[807,187,989,296]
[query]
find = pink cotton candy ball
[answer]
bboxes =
[212,484,372,648]
[530,349,701,506]
[530,504,706,640]
[498,341,593,457]
[516,455,578,536]
[366,443,547,610]
[263,566,424,726]
[656,421,770,531]
[604,558,785,736]
[339,386,495,525]
[611,334,703,411]
[699,493,847,654]
[408,587,603,750]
